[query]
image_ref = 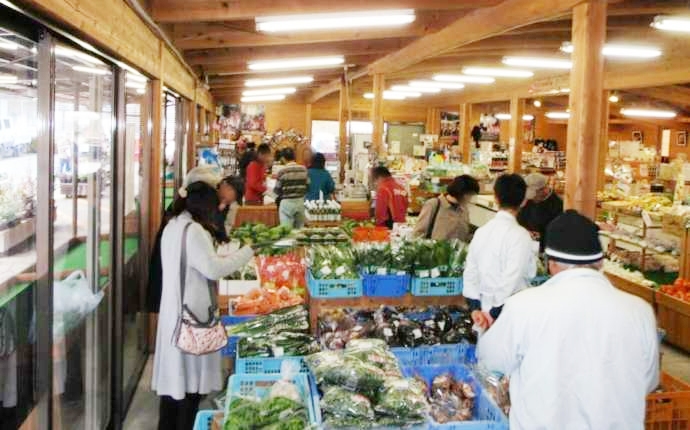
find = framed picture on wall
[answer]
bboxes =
[677,131,687,147]
[632,130,643,143]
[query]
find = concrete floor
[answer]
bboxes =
[123,345,690,429]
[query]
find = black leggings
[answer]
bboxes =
[157,393,202,430]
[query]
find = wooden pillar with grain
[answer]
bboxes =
[597,90,610,192]
[305,103,312,138]
[459,103,471,163]
[186,100,197,172]
[508,96,525,173]
[338,78,348,183]
[565,0,607,218]
[371,73,385,156]
[148,78,163,249]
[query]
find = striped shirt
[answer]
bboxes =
[274,162,309,199]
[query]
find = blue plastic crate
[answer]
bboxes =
[308,271,362,299]
[401,364,509,430]
[393,343,476,368]
[221,315,254,357]
[235,347,309,374]
[529,275,550,287]
[192,410,219,430]
[225,373,320,426]
[362,272,410,297]
[411,277,463,296]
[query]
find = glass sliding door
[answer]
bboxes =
[52,42,113,430]
[162,92,177,212]
[0,25,39,430]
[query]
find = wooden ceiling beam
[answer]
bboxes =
[308,68,369,104]
[151,0,502,23]
[367,0,588,74]
[623,86,690,108]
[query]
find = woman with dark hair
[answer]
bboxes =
[306,152,335,201]
[413,174,480,241]
[215,176,243,241]
[152,180,253,430]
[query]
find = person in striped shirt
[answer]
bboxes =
[274,147,309,228]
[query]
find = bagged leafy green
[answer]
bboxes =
[224,395,308,430]
[321,386,375,419]
[237,331,319,358]
[305,351,386,399]
[322,413,374,429]
[310,245,358,280]
[226,306,309,337]
[374,378,429,420]
[345,339,401,377]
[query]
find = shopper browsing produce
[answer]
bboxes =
[274,147,309,228]
[477,210,659,430]
[412,175,480,241]
[372,166,409,229]
[463,174,537,328]
[306,152,335,201]
[214,175,243,242]
[517,172,563,251]
[244,143,272,204]
[151,180,254,430]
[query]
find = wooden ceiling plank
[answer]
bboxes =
[308,68,369,104]
[151,0,502,23]
[624,86,690,109]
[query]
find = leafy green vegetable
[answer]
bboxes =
[309,245,358,280]
[224,395,307,430]
[321,387,375,419]
[226,306,309,337]
[374,378,429,420]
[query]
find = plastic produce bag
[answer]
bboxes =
[474,364,510,415]
[374,377,429,420]
[321,386,375,420]
[305,350,386,398]
[269,361,302,403]
[53,271,103,339]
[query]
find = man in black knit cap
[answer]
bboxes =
[477,210,659,430]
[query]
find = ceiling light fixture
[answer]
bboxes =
[242,87,297,96]
[364,92,406,100]
[494,113,535,121]
[409,80,465,90]
[245,76,314,87]
[545,111,570,119]
[432,74,495,84]
[241,94,286,103]
[0,40,18,51]
[502,56,572,70]
[247,56,344,71]
[386,90,421,98]
[390,85,439,94]
[533,100,542,108]
[620,108,677,118]
[651,15,690,33]
[560,42,662,58]
[523,114,535,121]
[72,65,110,75]
[256,9,415,32]
[609,94,620,103]
[0,74,18,83]
[462,67,534,78]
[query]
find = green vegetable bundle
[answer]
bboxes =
[226,306,309,337]
[231,223,292,247]
[238,332,320,358]
[224,396,308,430]
[309,245,358,280]
[411,239,467,278]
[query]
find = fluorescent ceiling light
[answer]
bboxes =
[364,92,406,100]
[248,56,344,71]
[545,111,570,119]
[386,90,420,98]
[609,94,619,103]
[494,113,535,121]
[503,56,572,70]
[409,80,465,90]
[620,108,676,118]
[241,94,286,103]
[256,9,415,32]
[652,15,690,33]
[390,85,438,94]
[0,40,18,51]
[245,76,314,87]
[432,74,495,84]
[242,87,297,96]
[72,65,110,75]
[533,100,542,108]
[0,74,18,83]
[560,42,662,59]
[463,67,534,78]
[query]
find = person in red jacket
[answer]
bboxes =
[244,143,273,204]
[372,166,408,228]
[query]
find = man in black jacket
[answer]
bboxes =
[518,173,563,252]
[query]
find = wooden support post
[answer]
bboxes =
[305,103,312,138]
[597,91,610,192]
[186,100,197,172]
[338,79,348,183]
[565,0,607,218]
[198,106,207,136]
[149,78,163,250]
[371,73,385,157]
[460,103,471,163]
[508,96,524,173]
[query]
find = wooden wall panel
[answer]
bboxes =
[162,47,195,98]
[264,103,309,134]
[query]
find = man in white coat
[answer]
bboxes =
[477,210,659,430]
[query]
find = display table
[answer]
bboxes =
[340,200,369,221]
[656,291,690,353]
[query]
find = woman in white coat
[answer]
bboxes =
[152,180,253,430]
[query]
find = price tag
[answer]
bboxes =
[383,327,393,337]
[438,321,446,332]
[376,267,388,275]
[335,266,347,276]
[424,320,435,328]
[413,329,422,339]
[320,266,332,276]
[272,346,284,357]
[430,267,441,278]
[418,270,430,278]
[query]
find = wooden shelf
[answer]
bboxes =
[656,291,690,353]
[606,272,656,306]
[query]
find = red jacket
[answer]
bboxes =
[245,160,267,203]
[375,177,408,227]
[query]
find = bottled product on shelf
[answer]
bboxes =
[305,200,342,222]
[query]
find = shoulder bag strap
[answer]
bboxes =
[179,222,218,326]
[179,222,193,314]
[425,197,442,239]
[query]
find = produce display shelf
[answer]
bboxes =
[307,271,363,299]
[392,342,476,367]
[606,272,656,307]
[362,272,410,297]
[655,291,690,353]
[411,277,463,296]
[307,294,467,335]
[401,364,509,430]
[234,351,309,374]
[192,410,221,430]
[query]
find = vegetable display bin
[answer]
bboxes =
[411,277,463,296]
[401,364,509,430]
[225,373,321,426]
[393,343,476,368]
[235,349,309,374]
[529,275,550,287]
[645,371,690,429]
[192,410,221,430]
[362,272,410,297]
[307,271,363,299]
[221,315,254,358]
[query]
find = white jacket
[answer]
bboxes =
[478,268,659,430]
[152,212,253,399]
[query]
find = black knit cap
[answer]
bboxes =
[544,209,604,264]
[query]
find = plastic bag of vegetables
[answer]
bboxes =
[309,245,358,280]
[374,377,429,420]
[321,386,375,420]
[305,350,386,399]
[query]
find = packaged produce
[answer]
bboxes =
[410,240,467,278]
[231,223,292,247]
[224,395,307,430]
[305,350,387,399]
[237,331,319,358]
[309,245,358,280]
[256,253,306,291]
[321,386,375,420]
[659,278,690,303]
[230,287,304,316]
[295,227,349,244]
[227,305,309,337]
[374,377,429,420]
[474,365,511,416]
